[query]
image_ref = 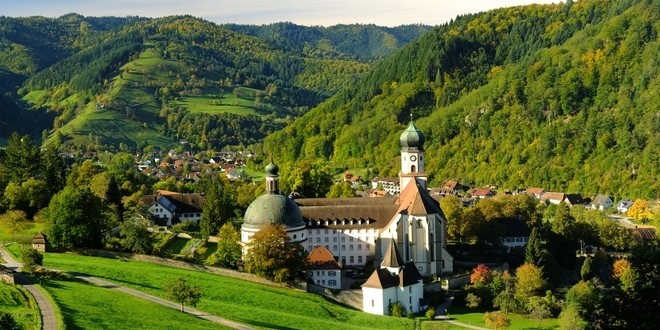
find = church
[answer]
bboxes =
[241,118,453,315]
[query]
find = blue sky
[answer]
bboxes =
[3,0,559,26]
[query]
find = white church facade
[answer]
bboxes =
[240,118,453,314]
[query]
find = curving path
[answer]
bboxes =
[0,246,58,330]
[70,273,254,330]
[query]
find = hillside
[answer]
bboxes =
[221,22,432,61]
[264,0,660,199]
[0,15,426,150]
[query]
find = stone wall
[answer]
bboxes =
[307,282,363,310]
[0,269,16,285]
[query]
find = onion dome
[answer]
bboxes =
[265,160,279,176]
[399,119,424,151]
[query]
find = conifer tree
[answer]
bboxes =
[580,257,593,281]
[525,227,544,267]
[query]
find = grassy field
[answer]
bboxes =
[42,252,416,329]
[0,282,40,330]
[448,305,559,329]
[40,277,227,330]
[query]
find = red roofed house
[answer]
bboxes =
[307,246,342,289]
[471,188,495,199]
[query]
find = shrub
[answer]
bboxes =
[0,312,19,330]
[484,311,510,329]
[425,307,436,320]
[465,292,482,308]
[390,301,404,317]
[21,245,43,273]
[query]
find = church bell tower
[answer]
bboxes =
[399,116,427,190]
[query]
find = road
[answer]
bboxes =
[0,245,58,330]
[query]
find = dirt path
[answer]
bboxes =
[0,246,58,330]
[70,273,254,330]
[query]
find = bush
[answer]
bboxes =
[390,301,404,317]
[0,312,19,330]
[425,307,436,320]
[21,245,43,273]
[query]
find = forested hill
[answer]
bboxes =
[221,22,432,61]
[0,15,421,148]
[264,0,660,199]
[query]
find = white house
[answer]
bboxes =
[307,246,342,289]
[362,239,424,316]
[144,191,203,226]
[617,200,634,213]
[591,195,614,211]
[497,218,531,253]
[371,177,401,196]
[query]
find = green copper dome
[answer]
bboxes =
[243,194,304,229]
[400,120,424,151]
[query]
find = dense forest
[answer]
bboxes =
[264,0,660,199]
[0,14,422,148]
[221,22,433,61]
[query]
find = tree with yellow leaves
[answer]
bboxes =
[627,199,652,222]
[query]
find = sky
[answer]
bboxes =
[2,0,560,27]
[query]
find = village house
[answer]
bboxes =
[470,188,495,199]
[496,218,531,253]
[142,190,204,226]
[540,192,565,205]
[307,246,342,289]
[438,180,468,196]
[371,177,401,196]
[563,194,586,208]
[617,200,634,213]
[591,195,614,210]
[525,187,545,199]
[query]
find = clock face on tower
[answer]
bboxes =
[410,155,417,161]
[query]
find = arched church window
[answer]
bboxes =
[411,165,416,172]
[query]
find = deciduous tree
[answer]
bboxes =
[244,224,305,283]
[207,223,242,269]
[164,277,202,312]
[326,182,356,198]
[440,195,463,241]
[0,210,32,238]
[470,264,492,285]
[119,216,153,254]
[46,186,105,249]
[515,263,546,301]
[627,199,652,222]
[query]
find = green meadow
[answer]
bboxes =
[40,278,226,330]
[447,305,559,329]
[0,282,40,330]
[42,252,415,330]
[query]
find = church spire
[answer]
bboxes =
[381,239,404,271]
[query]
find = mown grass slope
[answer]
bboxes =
[42,252,415,330]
